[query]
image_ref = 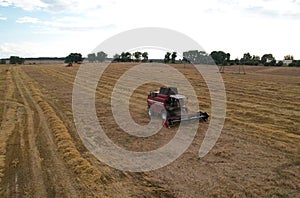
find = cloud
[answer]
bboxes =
[22,15,116,34]
[244,5,300,19]
[0,12,7,20]
[282,12,300,18]
[0,0,111,13]
[0,0,47,11]
[0,42,42,57]
[0,41,83,58]
[211,0,300,20]
[244,0,300,19]
[0,38,101,58]
[16,16,40,23]
[0,0,11,7]
[2,0,300,19]
[39,0,103,12]
[244,6,278,18]
[56,24,115,32]
[1,0,116,33]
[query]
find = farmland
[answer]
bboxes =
[0,63,299,197]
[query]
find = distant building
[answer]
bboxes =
[283,60,293,65]
[277,60,293,65]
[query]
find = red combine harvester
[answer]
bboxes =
[147,87,209,128]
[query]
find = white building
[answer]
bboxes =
[283,60,293,65]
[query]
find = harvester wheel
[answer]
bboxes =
[148,108,153,117]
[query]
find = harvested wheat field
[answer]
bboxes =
[0,63,299,197]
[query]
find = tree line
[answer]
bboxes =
[89,50,300,67]
[1,51,299,67]
[86,51,149,63]
[0,56,25,64]
[182,50,299,67]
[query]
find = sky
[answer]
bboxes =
[0,0,299,60]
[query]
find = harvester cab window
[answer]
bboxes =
[174,99,180,108]
[169,98,179,108]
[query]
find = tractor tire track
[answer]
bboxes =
[19,67,161,197]
[14,67,80,197]
[0,68,17,196]
[20,66,174,197]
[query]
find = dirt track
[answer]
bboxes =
[0,64,299,197]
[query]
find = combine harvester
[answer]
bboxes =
[147,87,209,128]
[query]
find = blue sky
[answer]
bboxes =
[0,0,300,59]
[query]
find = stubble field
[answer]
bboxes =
[0,63,299,197]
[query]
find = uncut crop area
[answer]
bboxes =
[0,63,299,197]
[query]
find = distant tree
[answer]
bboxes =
[142,52,148,62]
[171,52,177,63]
[164,52,171,63]
[120,52,132,62]
[284,55,294,60]
[113,54,120,62]
[240,55,261,66]
[183,50,212,64]
[242,53,252,61]
[133,51,142,62]
[0,59,6,64]
[240,52,252,65]
[125,52,132,62]
[210,51,228,65]
[87,53,96,63]
[251,55,260,65]
[120,52,126,62]
[234,58,240,65]
[261,54,275,65]
[65,53,83,63]
[9,56,24,64]
[182,57,191,64]
[183,50,195,63]
[9,56,17,64]
[96,51,107,62]
[288,60,300,67]
[276,61,283,66]
[229,60,235,65]
[226,53,230,62]
[269,59,276,66]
